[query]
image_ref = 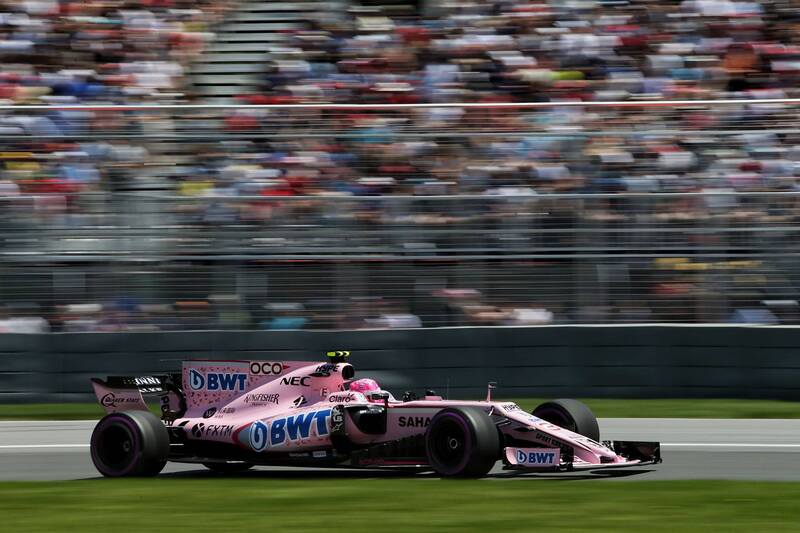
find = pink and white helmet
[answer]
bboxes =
[349,378,380,395]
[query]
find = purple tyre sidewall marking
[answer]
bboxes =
[91,415,143,476]
[428,412,473,476]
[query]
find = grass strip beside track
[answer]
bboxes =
[509,398,800,419]
[0,479,798,532]
[2,398,799,420]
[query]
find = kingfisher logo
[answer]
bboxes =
[189,369,247,392]
[248,409,332,452]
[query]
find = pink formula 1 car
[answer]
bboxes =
[89,352,661,478]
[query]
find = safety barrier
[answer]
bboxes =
[1,325,798,403]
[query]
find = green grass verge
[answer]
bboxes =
[0,479,798,532]
[507,398,800,419]
[2,398,798,420]
[0,403,161,420]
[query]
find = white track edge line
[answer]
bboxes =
[0,444,89,449]
[662,443,800,448]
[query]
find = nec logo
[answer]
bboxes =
[189,369,247,391]
[280,376,311,387]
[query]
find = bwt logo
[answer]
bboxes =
[517,450,557,465]
[249,409,332,452]
[189,369,247,392]
[249,420,269,452]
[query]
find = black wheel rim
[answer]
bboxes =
[429,415,469,470]
[96,423,136,471]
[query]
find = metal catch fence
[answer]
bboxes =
[0,102,799,330]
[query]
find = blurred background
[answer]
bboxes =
[1,0,800,333]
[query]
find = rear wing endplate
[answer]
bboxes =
[91,374,184,415]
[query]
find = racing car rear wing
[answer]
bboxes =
[91,374,185,416]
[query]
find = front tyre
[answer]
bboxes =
[532,399,600,442]
[425,407,499,478]
[90,411,169,477]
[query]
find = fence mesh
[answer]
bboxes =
[1,102,799,330]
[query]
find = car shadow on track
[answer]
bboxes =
[158,468,427,480]
[488,469,656,481]
[151,467,655,481]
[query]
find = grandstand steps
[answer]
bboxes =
[205,41,287,53]
[238,1,336,12]
[190,1,345,102]
[191,62,267,74]
[196,87,258,99]
[228,12,311,22]
[222,22,305,32]
[200,52,269,63]
[192,74,259,88]
[213,33,291,44]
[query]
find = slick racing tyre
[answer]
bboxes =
[202,462,254,474]
[425,407,500,478]
[532,399,600,442]
[90,411,169,477]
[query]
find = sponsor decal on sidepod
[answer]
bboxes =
[506,447,561,467]
[327,392,365,404]
[398,416,431,428]
[191,423,235,438]
[100,393,141,408]
[248,409,332,452]
[189,369,247,392]
[249,362,284,375]
[244,393,280,405]
[280,376,311,387]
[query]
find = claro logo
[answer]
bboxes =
[189,369,247,391]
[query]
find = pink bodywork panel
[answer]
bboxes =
[177,360,352,447]
[97,359,632,466]
[91,380,148,414]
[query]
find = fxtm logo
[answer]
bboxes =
[249,409,332,452]
[191,423,234,439]
[189,369,247,392]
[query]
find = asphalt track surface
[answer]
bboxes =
[2,419,800,481]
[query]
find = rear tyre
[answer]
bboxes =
[425,407,499,478]
[90,411,169,477]
[202,462,254,474]
[532,399,600,442]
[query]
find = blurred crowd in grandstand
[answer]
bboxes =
[1,0,800,331]
[1,1,800,200]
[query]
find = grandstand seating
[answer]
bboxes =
[0,0,800,331]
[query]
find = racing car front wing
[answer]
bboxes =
[504,440,661,471]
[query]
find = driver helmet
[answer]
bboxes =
[349,378,381,395]
[349,378,391,403]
